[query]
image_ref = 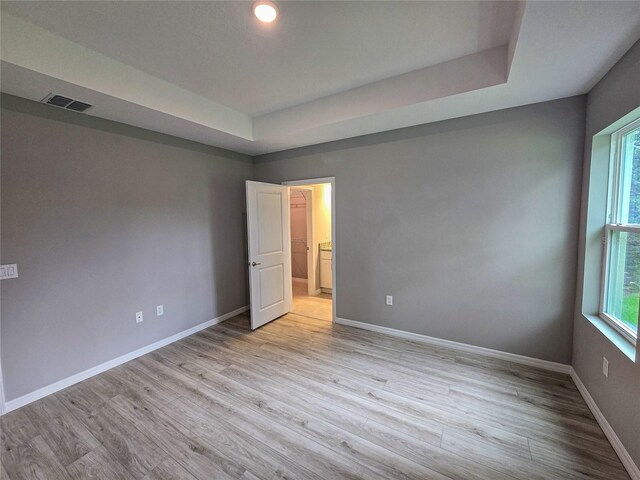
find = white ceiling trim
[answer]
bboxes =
[253,45,508,140]
[1,13,254,140]
[0,62,261,154]
[1,2,639,155]
[0,9,515,153]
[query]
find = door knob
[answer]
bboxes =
[251,261,261,266]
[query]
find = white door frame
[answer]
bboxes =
[282,177,336,323]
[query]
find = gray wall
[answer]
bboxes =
[255,97,586,364]
[0,94,252,401]
[573,40,640,464]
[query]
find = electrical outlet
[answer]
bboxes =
[602,357,609,377]
[136,311,144,324]
[157,305,164,316]
[0,264,18,280]
[386,295,393,306]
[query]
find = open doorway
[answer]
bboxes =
[286,180,334,323]
[245,178,335,329]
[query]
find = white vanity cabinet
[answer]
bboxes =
[320,249,332,290]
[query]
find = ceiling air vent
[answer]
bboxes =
[41,94,93,113]
[66,101,92,112]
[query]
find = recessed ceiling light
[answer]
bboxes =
[253,1,278,23]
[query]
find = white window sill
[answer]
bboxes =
[583,314,637,362]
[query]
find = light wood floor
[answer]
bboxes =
[1,312,628,480]
[292,280,332,322]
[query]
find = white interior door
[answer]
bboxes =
[246,181,292,329]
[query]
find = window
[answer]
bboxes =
[601,118,640,343]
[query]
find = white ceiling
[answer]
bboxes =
[0,1,518,117]
[1,1,640,155]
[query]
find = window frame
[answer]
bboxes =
[600,117,640,344]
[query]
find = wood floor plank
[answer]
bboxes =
[204,332,536,456]
[1,310,629,480]
[68,402,166,479]
[2,460,11,479]
[239,471,262,480]
[516,388,594,419]
[439,429,581,480]
[184,338,446,447]
[1,435,71,480]
[221,351,446,446]
[55,373,128,418]
[108,392,244,480]
[160,396,327,480]
[217,361,518,480]
[105,365,300,480]
[22,395,101,467]
[194,316,622,469]
[0,407,39,453]
[66,446,135,480]
[141,458,199,480]
[529,438,630,480]
[159,359,452,480]
[221,360,528,472]
[255,320,539,400]
[133,355,387,480]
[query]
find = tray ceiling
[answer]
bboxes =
[1,1,639,155]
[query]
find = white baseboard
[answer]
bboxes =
[2,305,248,415]
[570,368,640,480]
[0,361,5,416]
[334,317,571,374]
